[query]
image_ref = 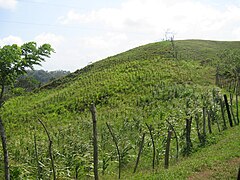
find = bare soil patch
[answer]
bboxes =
[188,157,240,180]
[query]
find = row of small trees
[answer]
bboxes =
[1,41,240,179]
[88,89,239,179]
[17,87,237,179]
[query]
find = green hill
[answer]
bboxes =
[1,39,240,179]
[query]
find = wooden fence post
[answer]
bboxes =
[185,117,192,156]
[236,93,239,125]
[236,80,239,125]
[90,104,99,180]
[202,107,207,138]
[220,98,227,130]
[133,133,145,173]
[207,110,212,134]
[164,129,172,169]
[224,94,233,127]
[237,166,240,180]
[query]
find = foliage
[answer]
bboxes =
[26,69,70,84]
[0,41,54,179]
[218,49,240,78]
[14,70,70,92]
[0,42,54,100]
[0,40,240,179]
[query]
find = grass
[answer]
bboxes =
[0,39,240,179]
[117,125,240,180]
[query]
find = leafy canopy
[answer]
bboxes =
[0,42,54,87]
[218,49,240,79]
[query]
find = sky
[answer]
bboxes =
[1,0,240,72]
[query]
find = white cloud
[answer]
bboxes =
[34,33,67,70]
[231,25,240,39]
[28,0,240,71]
[0,0,17,10]
[82,32,128,50]
[58,0,240,41]
[0,35,23,46]
[37,32,132,71]
[34,33,64,48]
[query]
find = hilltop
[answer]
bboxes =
[1,39,240,179]
[41,39,240,90]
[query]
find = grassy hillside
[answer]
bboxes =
[1,40,240,179]
[125,125,240,180]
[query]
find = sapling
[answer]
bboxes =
[133,132,145,173]
[33,126,42,179]
[145,123,155,170]
[106,122,121,179]
[195,112,203,145]
[38,119,56,180]
[166,119,179,159]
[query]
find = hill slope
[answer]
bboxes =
[124,125,240,180]
[1,40,240,179]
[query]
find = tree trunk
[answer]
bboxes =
[0,84,5,106]
[90,104,99,180]
[0,117,10,180]
[0,83,10,180]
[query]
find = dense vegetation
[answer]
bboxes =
[14,70,70,91]
[0,40,240,179]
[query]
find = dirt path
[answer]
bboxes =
[188,157,240,180]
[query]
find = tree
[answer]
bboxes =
[217,49,240,90]
[15,75,40,92]
[0,42,54,179]
[164,29,178,60]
